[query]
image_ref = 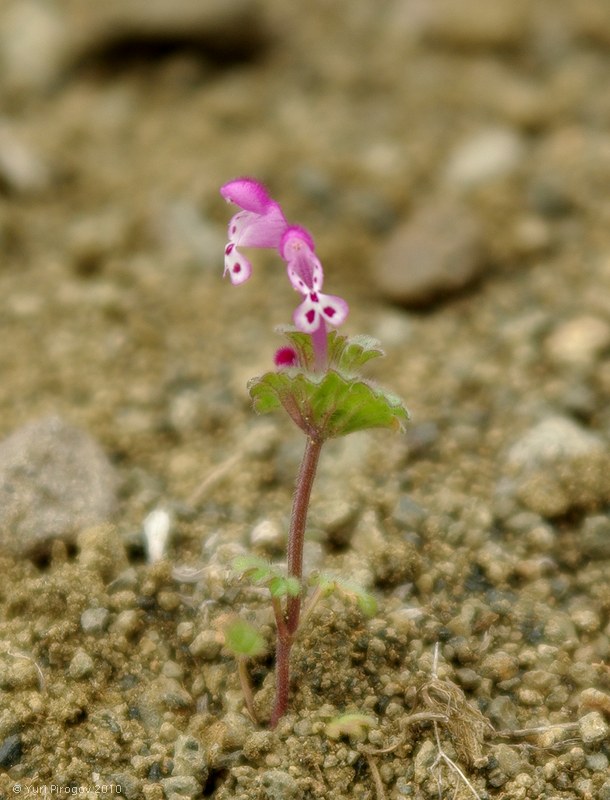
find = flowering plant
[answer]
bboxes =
[221,178,408,726]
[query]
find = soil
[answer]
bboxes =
[1,1,609,798]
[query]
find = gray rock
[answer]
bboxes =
[81,607,111,634]
[373,198,486,307]
[261,769,299,800]
[68,649,95,680]
[0,416,119,557]
[160,775,201,800]
[0,0,267,95]
[0,734,22,769]
[172,735,208,784]
[504,416,610,517]
[578,711,608,745]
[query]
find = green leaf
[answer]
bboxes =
[233,554,274,583]
[223,618,266,659]
[248,369,409,441]
[268,575,302,598]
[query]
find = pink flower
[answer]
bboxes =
[280,226,349,334]
[220,178,287,285]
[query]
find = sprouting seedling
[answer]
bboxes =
[326,712,377,741]
[221,177,409,726]
[222,617,267,723]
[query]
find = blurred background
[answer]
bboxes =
[1,0,610,524]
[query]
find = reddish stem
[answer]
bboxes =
[270,436,323,727]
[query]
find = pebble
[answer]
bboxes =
[544,315,610,367]
[0,121,51,194]
[0,734,22,769]
[373,197,486,307]
[189,630,222,660]
[259,768,299,800]
[579,515,610,559]
[578,712,608,745]
[443,127,526,189]
[0,416,119,557]
[492,743,523,778]
[480,651,519,682]
[80,607,111,634]
[487,696,519,730]
[249,518,286,551]
[504,416,610,517]
[172,735,208,785]
[160,775,200,800]
[578,688,610,716]
[68,649,95,680]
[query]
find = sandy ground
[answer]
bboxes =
[0,1,609,798]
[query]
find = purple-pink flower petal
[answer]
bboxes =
[220,178,274,214]
[224,242,252,285]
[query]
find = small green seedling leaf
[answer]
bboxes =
[234,555,301,598]
[233,554,275,583]
[326,713,377,740]
[268,575,301,598]
[223,619,266,659]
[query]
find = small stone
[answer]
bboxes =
[586,752,609,773]
[545,316,610,367]
[578,711,608,744]
[504,416,610,517]
[160,775,200,800]
[0,734,22,769]
[261,769,299,800]
[373,197,485,307]
[110,609,143,638]
[578,688,610,716]
[0,416,119,557]
[189,630,222,660]
[455,668,481,691]
[480,651,519,682]
[492,743,522,777]
[243,731,274,761]
[0,122,51,194]
[108,774,141,800]
[487,696,519,730]
[249,518,285,551]
[391,495,427,530]
[413,739,437,784]
[443,127,525,189]
[580,515,610,559]
[172,735,208,784]
[80,607,110,634]
[544,613,577,647]
[68,649,94,680]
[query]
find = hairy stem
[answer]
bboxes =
[270,436,323,727]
